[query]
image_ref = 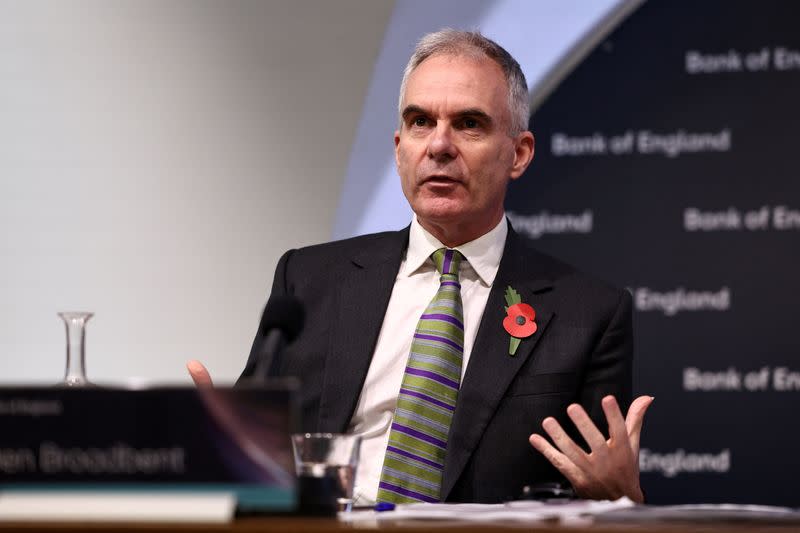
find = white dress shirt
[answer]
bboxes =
[347,215,508,505]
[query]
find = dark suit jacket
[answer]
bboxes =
[241,223,633,503]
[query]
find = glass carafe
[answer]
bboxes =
[58,311,94,387]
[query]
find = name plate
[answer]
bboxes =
[0,384,298,512]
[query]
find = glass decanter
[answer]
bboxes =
[58,311,94,387]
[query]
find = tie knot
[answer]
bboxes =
[431,248,462,277]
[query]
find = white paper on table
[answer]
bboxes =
[596,502,800,523]
[659,503,796,514]
[0,492,236,523]
[340,497,635,523]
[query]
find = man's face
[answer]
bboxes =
[395,54,533,244]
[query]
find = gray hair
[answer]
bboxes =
[398,29,529,136]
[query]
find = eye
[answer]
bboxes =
[463,118,478,128]
[413,116,428,127]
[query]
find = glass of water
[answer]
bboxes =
[291,433,361,515]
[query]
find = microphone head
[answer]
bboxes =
[258,296,305,341]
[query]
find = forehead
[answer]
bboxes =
[402,54,509,115]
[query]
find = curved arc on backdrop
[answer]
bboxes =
[528,0,646,114]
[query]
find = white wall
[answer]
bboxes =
[0,0,394,384]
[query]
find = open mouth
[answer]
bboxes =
[422,175,461,185]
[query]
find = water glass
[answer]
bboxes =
[291,433,361,515]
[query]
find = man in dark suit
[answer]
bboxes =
[189,29,651,505]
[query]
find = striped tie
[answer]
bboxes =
[377,248,464,503]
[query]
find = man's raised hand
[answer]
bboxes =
[528,395,653,503]
[186,359,213,387]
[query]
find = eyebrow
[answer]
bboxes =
[455,108,493,126]
[401,105,428,121]
[401,105,494,126]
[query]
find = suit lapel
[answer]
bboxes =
[442,228,555,499]
[317,229,409,433]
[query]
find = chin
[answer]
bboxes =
[415,202,468,225]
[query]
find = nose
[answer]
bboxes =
[427,122,457,161]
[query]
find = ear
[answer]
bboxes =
[394,130,401,168]
[509,131,535,180]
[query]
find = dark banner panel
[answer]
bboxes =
[506,0,800,505]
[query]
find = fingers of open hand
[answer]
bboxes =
[601,395,627,444]
[625,395,654,454]
[535,418,606,499]
[187,360,213,387]
[528,433,585,487]
[540,416,591,467]
[566,403,607,452]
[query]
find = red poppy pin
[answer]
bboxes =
[503,286,537,356]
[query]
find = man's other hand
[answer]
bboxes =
[528,395,653,504]
[186,360,213,387]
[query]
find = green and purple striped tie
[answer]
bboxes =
[377,248,464,503]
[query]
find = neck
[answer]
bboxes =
[418,213,504,247]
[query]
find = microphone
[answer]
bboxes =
[249,296,305,383]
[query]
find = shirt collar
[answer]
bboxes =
[402,215,508,286]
